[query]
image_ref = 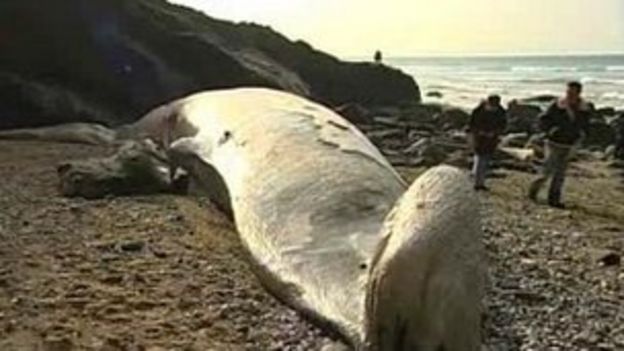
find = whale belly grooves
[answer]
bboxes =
[165,88,484,349]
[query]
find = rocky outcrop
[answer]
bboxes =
[434,106,470,131]
[586,120,616,149]
[0,0,420,129]
[507,101,542,134]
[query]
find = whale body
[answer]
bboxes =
[158,88,484,350]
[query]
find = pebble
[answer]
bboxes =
[120,241,145,253]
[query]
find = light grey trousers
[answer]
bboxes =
[529,142,573,203]
[473,154,491,187]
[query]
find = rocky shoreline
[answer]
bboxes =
[342,96,624,173]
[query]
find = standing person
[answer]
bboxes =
[614,114,624,160]
[468,95,507,191]
[374,50,383,64]
[528,81,592,208]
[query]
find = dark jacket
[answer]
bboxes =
[539,99,591,146]
[469,102,507,154]
[615,115,624,158]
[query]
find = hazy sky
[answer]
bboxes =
[170,0,624,57]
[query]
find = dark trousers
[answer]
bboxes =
[616,135,624,159]
[529,142,572,203]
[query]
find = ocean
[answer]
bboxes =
[388,55,624,111]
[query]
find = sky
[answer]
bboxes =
[170,0,624,57]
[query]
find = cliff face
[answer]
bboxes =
[0,0,420,129]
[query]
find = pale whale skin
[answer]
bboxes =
[159,88,484,350]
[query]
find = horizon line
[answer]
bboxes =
[345,51,624,60]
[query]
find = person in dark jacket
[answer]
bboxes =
[614,114,624,160]
[468,94,507,191]
[528,81,592,208]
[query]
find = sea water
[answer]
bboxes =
[388,54,624,111]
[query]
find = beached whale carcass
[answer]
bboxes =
[0,87,484,350]
[137,88,484,350]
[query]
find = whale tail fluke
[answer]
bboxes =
[364,166,485,351]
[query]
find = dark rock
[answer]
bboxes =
[520,95,558,105]
[426,91,443,98]
[366,129,405,143]
[120,241,146,253]
[596,107,617,118]
[403,138,448,166]
[0,0,420,130]
[507,101,542,134]
[398,103,442,124]
[594,250,621,267]
[585,120,616,148]
[372,116,405,129]
[444,150,472,169]
[334,103,372,125]
[434,107,470,131]
[370,106,402,117]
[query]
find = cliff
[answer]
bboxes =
[0,0,420,129]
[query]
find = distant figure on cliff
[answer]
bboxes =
[528,81,591,209]
[374,50,383,64]
[468,94,507,191]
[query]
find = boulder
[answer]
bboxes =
[403,138,448,166]
[507,101,542,134]
[596,107,617,118]
[334,103,373,125]
[398,103,442,125]
[434,107,470,131]
[585,120,616,148]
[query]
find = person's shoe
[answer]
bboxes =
[548,201,566,209]
[474,185,490,192]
